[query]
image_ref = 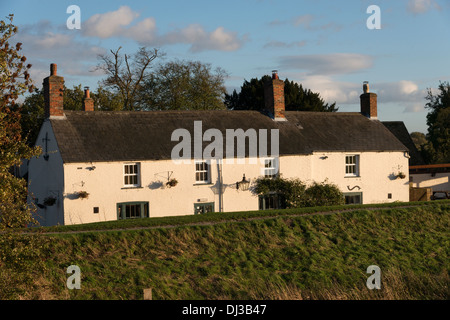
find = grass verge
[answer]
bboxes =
[1,201,449,300]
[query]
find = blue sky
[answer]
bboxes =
[2,0,450,133]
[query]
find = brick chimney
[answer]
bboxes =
[264,70,286,121]
[360,81,377,119]
[43,63,64,118]
[83,87,94,111]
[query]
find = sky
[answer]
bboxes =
[2,0,450,133]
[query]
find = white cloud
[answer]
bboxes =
[126,17,157,43]
[407,0,441,14]
[281,75,428,112]
[15,24,106,84]
[82,6,245,52]
[279,53,374,75]
[293,15,314,28]
[297,74,359,104]
[270,14,341,32]
[376,80,425,103]
[163,25,244,52]
[83,6,139,38]
[263,40,307,49]
[403,103,426,113]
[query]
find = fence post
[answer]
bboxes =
[143,288,152,300]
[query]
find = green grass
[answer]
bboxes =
[27,200,448,234]
[2,201,449,300]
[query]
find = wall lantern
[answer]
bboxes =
[236,174,250,191]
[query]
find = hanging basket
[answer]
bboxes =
[396,172,406,179]
[166,178,178,188]
[43,196,57,206]
[77,191,89,199]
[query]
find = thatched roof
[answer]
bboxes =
[49,110,407,163]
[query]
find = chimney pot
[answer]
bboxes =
[363,81,369,93]
[83,86,94,111]
[50,63,57,76]
[272,70,279,80]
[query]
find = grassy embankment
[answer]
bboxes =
[2,201,449,299]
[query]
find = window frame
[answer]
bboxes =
[117,201,149,220]
[123,163,141,187]
[194,202,215,214]
[345,155,360,177]
[258,193,285,210]
[264,157,278,178]
[195,160,211,184]
[344,192,363,205]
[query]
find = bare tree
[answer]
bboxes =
[96,46,161,110]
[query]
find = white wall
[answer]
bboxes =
[28,120,65,226]
[410,173,450,191]
[60,151,409,225]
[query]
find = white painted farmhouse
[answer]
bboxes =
[28,65,410,226]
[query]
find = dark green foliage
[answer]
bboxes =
[225,76,338,112]
[303,181,345,207]
[424,81,450,163]
[253,176,306,208]
[253,176,344,208]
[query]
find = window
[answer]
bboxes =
[344,192,362,205]
[93,207,99,214]
[124,163,140,187]
[194,202,214,214]
[345,155,360,177]
[259,194,285,210]
[264,158,278,178]
[195,160,210,183]
[117,202,149,220]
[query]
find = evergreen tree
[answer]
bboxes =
[225,76,337,112]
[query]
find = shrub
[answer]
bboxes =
[253,176,306,209]
[253,177,344,208]
[303,181,345,207]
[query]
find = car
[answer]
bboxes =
[431,191,450,200]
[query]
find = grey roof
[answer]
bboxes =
[50,110,407,163]
[382,121,425,166]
